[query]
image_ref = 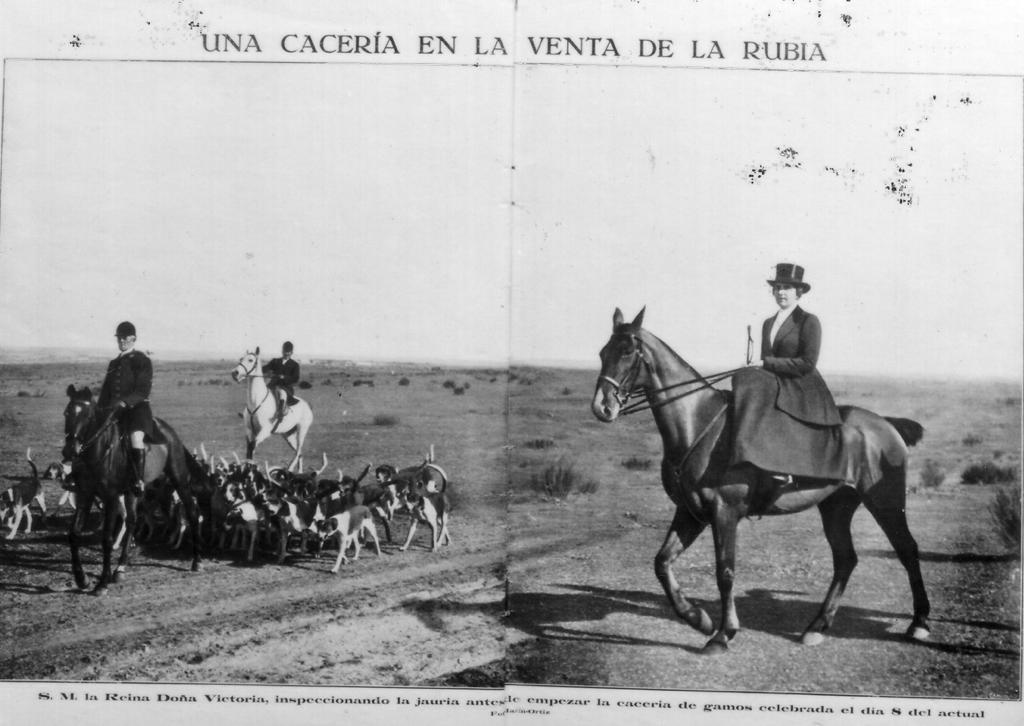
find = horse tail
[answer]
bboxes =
[884,417,924,447]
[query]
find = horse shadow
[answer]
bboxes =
[860,547,1020,564]
[0,540,69,587]
[493,583,1020,659]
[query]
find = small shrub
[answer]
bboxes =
[988,484,1021,551]
[962,461,1018,485]
[561,387,572,396]
[452,386,466,395]
[961,433,983,446]
[464,382,471,390]
[442,380,456,389]
[621,456,653,471]
[398,377,410,386]
[919,459,945,490]
[522,438,555,450]
[16,390,31,397]
[529,458,597,498]
[298,381,312,390]
[373,414,400,427]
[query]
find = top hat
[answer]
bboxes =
[766,263,810,293]
[115,321,137,338]
[282,341,294,353]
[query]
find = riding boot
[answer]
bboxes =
[130,448,146,496]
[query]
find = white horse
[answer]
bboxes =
[231,347,314,472]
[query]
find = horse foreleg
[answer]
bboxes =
[654,506,712,636]
[862,485,931,641]
[113,495,135,583]
[93,502,118,595]
[703,503,741,655]
[802,487,861,645]
[177,490,203,572]
[68,493,95,590]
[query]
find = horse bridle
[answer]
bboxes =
[598,333,649,409]
[236,355,275,417]
[600,332,745,417]
[64,399,103,452]
[236,355,265,379]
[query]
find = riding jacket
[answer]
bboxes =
[262,357,300,397]
[98,349,154,435]
[760,306,842,426]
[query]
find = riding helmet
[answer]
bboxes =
[115,321,137,338]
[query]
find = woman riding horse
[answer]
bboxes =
[592,306,930,652]
[730,263,845,480]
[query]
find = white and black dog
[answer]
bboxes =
[317,505,381,573]
[1,449,47,539]
[394,464,451,553]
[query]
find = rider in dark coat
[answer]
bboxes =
[730,263,845,479]
[98,321,154,494]
[263,341,300,424]
[759,265,842,426]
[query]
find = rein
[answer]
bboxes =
[601,333,744,417]
[619,367,745,417]
[237,356,273,417]
[68,404,119,452]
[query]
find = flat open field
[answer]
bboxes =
[0,359,1020,700]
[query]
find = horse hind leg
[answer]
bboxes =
[862,471,931,642]
[801,486,862,645]
[284,428,304,472]
[655,506,713,638]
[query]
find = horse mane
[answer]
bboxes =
[639,329,719,390]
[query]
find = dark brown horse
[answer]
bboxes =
[62,385,202,594]
[591,308,930,653]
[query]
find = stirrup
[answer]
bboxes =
[772,474,794,485]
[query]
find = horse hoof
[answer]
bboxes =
[191,562,203,572]
[801,631,826,646]
[92,586,108,597]
[905,625,930,642]
[112,570,124,584]
[701,639,729,656]
[682,608,715,636]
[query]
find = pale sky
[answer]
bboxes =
[1,60,1021,378]
[513,67,1022,379]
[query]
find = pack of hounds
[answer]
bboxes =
[1,446,452,574]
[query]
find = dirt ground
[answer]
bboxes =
[0,360,1020,699]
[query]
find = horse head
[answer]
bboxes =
[62,384,96,463]
[592,307,652,423]
[231,347,261,383]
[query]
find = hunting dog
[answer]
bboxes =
[265,491,323,564]
[2,449,47,538]
[374,459,451,551]
[318,505,381,573]
[398,485,451,552]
